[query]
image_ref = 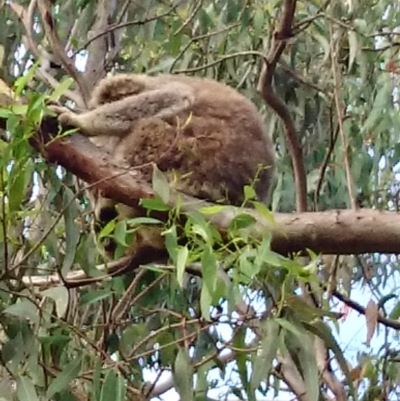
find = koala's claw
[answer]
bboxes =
[48,105,71,116]
[48,105,77,127]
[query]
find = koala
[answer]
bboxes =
[51,73,276,258]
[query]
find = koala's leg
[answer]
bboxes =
[54,83,195,138]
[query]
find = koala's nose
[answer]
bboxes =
[95,206,119,233]
[98,206,119,222]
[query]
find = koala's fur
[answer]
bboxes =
[52,73,276,258]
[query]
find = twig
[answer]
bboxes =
[7,1,81,104]
[257,0,307,213]
[169,23,240,72]
[315,337,347,401]
[173,51,266,74]
[279,62,332,97]
[333,290,400,330]
[314,113,339,209]
[76,6,179,54]
[328,20,358,210]
[8,0,42,60]
[174,0,204,35]
[36,0,90,104]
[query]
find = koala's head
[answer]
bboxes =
[89,74,148,107]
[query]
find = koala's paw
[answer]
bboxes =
[48,105,78,127]
[48,105,71,116]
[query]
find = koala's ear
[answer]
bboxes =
[89,74,147,106]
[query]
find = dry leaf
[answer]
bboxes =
[365,298,378,346]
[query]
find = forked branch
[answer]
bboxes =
[257,0,308,212]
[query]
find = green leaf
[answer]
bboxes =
[140,197,170,211]
[148,57,176,74]
[362,75,392,133]
[164,225,179,263]
[199,205,227,215]
[233,326,250,395]
[126,216,162,228]
[10,104,28,115]
[200,285,212,321]
[229,213,257,230]
[115,373,127,401]
[201,245,217,294]
[348,31,358,72]
[250,319,280,393]
[46,357,82,398]
[253,9,265,38]
[176,245,189,288]
[244,185,257,201]
[152,165,170,204]
[80,289,114,306]
[41,287,69,318]
[311,31,330,64]
[304,320,356,398]
[389,300,400,320]
[100,369,126,401]
[173,348,194,401]
[14,63,39,96]
[92,358,102,401]
[187,211,214,245]
[239,248,258,279]
[48,77,74,101]
[114,220,128,246]
[61,187,81,275]
[4,300,39,326]
[279,313,319,401]
[99,219,116,239]
[255,234,272,268]
[8,159,32,213]
[286,296,339,321]
[16,375,39,401]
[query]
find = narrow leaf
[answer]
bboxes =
[4,300,39,326]
[41,287,69,318]
[152,165,170,204]
[201,245,217,294]
[200,285,212,321]
[365,299,378,347]
[173,348,194,401]
[250,319,280,392]
[16,376,39,401]
[100,369,118,401]
[176,246,189,288]
[46,357,82,398]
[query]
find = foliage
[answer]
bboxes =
[0,0,400,400]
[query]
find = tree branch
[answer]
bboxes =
[36,0,90,104]
[7,0,83,105]
[28,117,400,256]
[83,0,118,91]
[333,291,400,330]
[257,0,308,213]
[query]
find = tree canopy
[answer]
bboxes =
[1,0,400,400]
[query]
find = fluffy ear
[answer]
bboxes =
[89,74,147,107]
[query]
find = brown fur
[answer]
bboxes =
[53,73,276,258]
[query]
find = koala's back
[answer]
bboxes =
[93,73,276,206]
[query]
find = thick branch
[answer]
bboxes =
[30,118,400,256]
[83,0,118,91]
